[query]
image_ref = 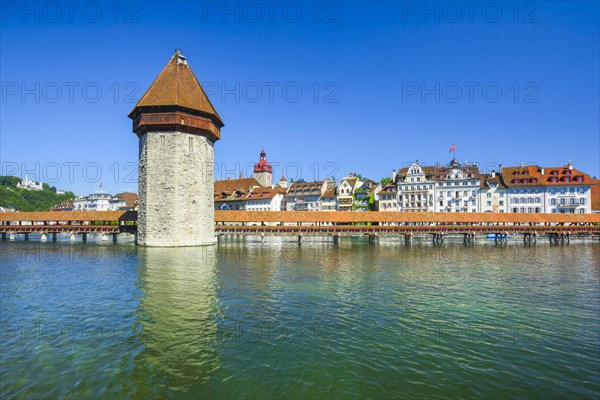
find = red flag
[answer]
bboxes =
[449,144,455,153]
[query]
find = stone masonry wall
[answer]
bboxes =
[138,131,215,246]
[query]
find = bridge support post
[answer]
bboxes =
[333,234,339,245]
[464,233,474,245]
[82,233,87,242]
[24,233,29,241]
[297,235,302,245]
[52,233,57,241]
[1,233,6,241]
[112,233,118,243]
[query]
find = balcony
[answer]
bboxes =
[559,203,579,208]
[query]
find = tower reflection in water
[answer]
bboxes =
[128,246,222,397]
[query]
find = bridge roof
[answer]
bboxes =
[0,211,133,222]
[215,211,600,224]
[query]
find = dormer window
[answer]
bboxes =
[514,171,520,175]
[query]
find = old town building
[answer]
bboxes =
[285,181,327,211]
[477,172,508,213]
[337,174,361,211]
[503,163,592,214]
[245,186,286,212]
[432,159,481,212]
[395,161,436,212]
[377,184,399,211]
[73,193,128,211]
[214,178,261,210]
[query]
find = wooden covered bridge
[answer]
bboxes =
[1,210,599,244]
[0,211,137,242]
[214,211,600,244]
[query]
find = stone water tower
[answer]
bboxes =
[129,50,224,246]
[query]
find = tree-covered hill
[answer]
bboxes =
[0,176,75,212]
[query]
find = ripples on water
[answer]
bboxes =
[1,238,599,399]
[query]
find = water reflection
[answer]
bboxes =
[128,247,221,398]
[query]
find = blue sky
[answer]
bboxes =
[1,1,598,195]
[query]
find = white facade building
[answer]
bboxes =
[433,159,481,213]
[245,186,286,212]
[477,172,508,213]
[396,161,435,212]
[17,175,43,191]
[73,193,127,211]
[336,175,362,211]
[503,163,592,214]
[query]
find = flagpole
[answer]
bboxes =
[454,140,456,161]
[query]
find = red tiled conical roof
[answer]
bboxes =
[128,51,223,127]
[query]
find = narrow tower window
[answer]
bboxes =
[189,137,194,153]
[160,135,165,148]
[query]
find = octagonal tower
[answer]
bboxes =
[129,50,224,246]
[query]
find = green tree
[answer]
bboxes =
[0,176,75,211]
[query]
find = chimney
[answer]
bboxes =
[540,168,545,175]
[392,169,397,182]
[491,170,496,178]
[568,161,573,170]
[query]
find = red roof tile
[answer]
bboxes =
[591,179,600,211]
[502,165,591,187]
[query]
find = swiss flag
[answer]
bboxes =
[449,144,455,153]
